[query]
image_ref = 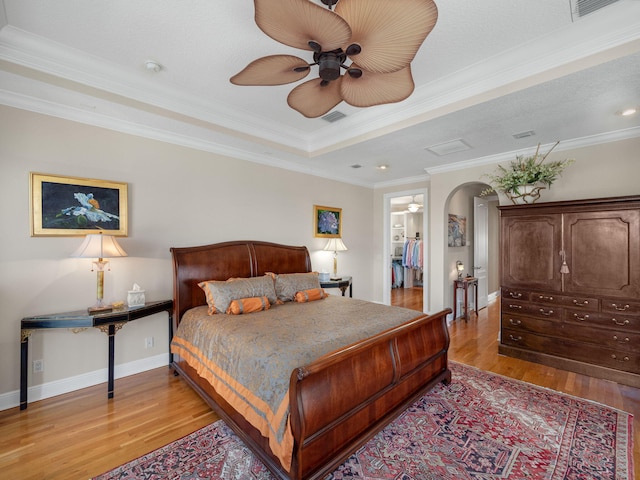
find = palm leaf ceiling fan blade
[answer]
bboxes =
[230,55,310,86]
[254,0,351,51]
[341,65,415,107]
[336,0,438,73]
[287,78,343,118]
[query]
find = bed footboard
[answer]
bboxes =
[288,308,451,480]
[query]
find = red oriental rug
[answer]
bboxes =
[93,362,634,479]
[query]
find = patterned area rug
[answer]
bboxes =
[93,362,634,479]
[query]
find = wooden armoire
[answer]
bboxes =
[498,195,640,387]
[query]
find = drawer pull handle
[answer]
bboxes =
[538,295,554,301]
[509,292,522,299]
[574,313,590,321]
[509,318,522,326]
[572,300,589,307]
[612,304,630,311]
[612,318,630,327]
[508,304,522,310]
[509,334,522,342]
[539,309,554,316]
[611,354,630,362]
[613,335,630,343]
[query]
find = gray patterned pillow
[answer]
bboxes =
[272,272,321,303]
[199,275,277,314]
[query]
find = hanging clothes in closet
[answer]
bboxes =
[402,238,424,287]
[391,259,404,288]
[402,238,423,269]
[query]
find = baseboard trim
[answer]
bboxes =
[0,353,169,411]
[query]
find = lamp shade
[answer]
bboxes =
[71,233,128,259]
[323,238,348,252]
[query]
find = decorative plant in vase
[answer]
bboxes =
[481,141,574,204]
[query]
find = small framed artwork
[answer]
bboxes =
[314,205,342,238]
[30,172,128,236]
[448,214,466,247]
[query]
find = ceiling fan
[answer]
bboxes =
[230,0,438,118]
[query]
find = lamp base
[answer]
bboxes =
[88,304,113,314]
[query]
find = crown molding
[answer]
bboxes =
[424,126,640,176]
[306,1,640,154]
[0,76,374,189]
[2,1,639,159]
[0,26,310,153]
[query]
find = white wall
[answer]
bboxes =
[3,103,639,409]
[0,105,375,407]
[426,137,640,313]
[373,137,640,316]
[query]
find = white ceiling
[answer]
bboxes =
[1,0,639,187]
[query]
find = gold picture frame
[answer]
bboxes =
[313,205,342,238]
[30,172,128,236]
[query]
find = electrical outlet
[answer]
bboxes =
[144,337,154,349]
[33,359,44,373]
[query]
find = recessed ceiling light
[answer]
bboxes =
[145,60,163,72]
[377,165,389,170]
[350,164,362,169]
[621,108,637,116]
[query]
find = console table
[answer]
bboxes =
[453,277,478,321]
[320,276,353,297]
[20,299,173,410]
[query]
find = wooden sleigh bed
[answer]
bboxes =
[170,240,451,480]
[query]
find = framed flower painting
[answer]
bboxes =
[313,205,342,238]
[30,172,128,236]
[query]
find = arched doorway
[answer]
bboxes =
[443,182,498,320]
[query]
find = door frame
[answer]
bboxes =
[473,196,489,309]
[383,188,429,311]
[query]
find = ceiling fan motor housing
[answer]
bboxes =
[315,50,346,81]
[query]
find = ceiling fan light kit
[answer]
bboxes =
[230,0,438,118]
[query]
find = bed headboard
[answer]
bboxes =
[170,240,312,323]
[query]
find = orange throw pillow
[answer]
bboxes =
[226,296,271,315]
[294,288,328,303]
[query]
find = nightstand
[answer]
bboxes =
[320,276,352,297]
[20,300,173,410]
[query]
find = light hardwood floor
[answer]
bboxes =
[1,291,637,479]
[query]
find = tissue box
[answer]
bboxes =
[127,290,146,307]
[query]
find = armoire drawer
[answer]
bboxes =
[501,314,560,336]
[602,299,640,316]
[560,323,640,352]
[501,288,530,302]
[501,329,640,374]
[564,309,640,332]
[529,291,599,309]
[501,299,561,320]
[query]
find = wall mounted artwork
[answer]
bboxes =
[30,172,128,236]
[313,205,342,238]
[448,214,466,247]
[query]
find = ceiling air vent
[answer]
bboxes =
[322,111,347,123]
[425,139,471,156]
[571,0,619,19]
[512,130,536,139]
